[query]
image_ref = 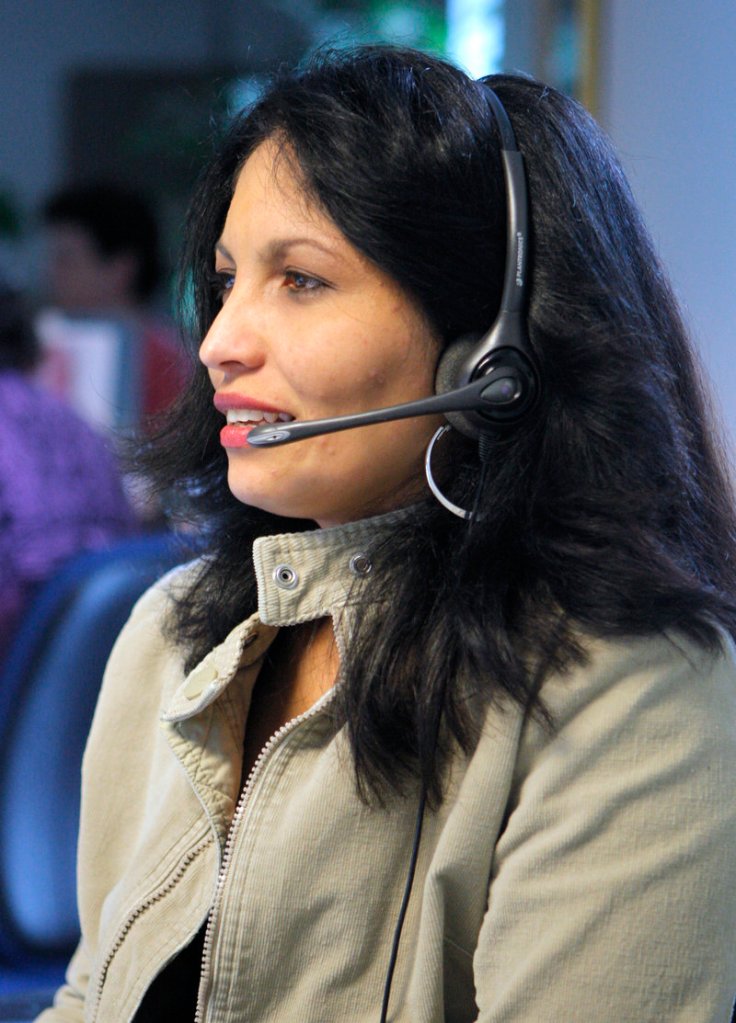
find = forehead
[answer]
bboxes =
[222,140,340,242]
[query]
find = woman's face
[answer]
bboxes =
[199,140,442,527]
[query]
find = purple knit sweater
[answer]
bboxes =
[0,371,137,660]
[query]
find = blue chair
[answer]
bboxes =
[0,532,186,968]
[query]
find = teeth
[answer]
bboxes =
[225,408,294,424]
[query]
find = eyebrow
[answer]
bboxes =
[214,236,344,264]
[214,240,234,260]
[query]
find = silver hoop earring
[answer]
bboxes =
[424,426,472,521]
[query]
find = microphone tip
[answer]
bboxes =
[247,427,292,447]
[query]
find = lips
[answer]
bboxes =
[214,395,294,448]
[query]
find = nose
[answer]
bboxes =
[198,290,266,375]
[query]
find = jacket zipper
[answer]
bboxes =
[193,690,335,1023]
[89,832,214,1022]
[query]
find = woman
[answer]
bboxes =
[40,46,736,1022]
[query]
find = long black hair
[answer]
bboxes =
[143,45,736,804]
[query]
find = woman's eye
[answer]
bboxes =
[212,271,235,303]
[283,270,325,294]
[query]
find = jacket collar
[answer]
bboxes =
[253,506,411,626]
[163,506,414,722]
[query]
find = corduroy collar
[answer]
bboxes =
[252,506,414,627]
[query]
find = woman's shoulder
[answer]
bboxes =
[537,624,735,723]
[122,552,209,620]
[84,557,208,736]
[131,555,204,611]
[488,624,736,895]
[574,623,733,694]
[104,556,205,672]
[514,624,736,778]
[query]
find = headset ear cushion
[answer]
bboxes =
[435,335,478,394]
[435,336,481,440]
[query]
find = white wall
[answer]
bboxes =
[599,0,736,442]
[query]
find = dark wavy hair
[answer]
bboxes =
[43,183,162,301]
[142,45,736,803]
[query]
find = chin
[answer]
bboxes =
[226,478,317,523]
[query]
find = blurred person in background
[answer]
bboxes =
[0,281,136,665]
[40,183,187,420]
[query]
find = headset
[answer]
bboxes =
[246,86,539,455]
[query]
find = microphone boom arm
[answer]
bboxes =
[246,369,520,447]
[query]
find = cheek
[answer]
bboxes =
[285,351,368,407]
[282,314,438,410]
[363,363,390,389]
[207,367,225,391]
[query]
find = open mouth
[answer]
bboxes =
[225,409,294,425]
[220,408,295,448]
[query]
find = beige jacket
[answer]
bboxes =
[39,514,736,1023]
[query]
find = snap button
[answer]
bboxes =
[273,564,299,589]
[349,552,372,576]
[183,661,220,700]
